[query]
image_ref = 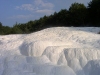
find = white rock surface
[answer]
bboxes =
[0,27,100,75]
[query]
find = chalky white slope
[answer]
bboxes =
[0,27,100,75]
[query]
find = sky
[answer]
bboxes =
[0,0,91,27]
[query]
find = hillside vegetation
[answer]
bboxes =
[0,0,100,35]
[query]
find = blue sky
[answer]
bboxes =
[0,0,90,27]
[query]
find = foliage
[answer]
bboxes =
[0,22,2,27]
[68,3,87,26]
[88,0,100,25]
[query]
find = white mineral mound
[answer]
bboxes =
[0,27,100,75]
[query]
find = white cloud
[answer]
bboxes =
[34,0,54,15]
[9,14,34,19]
[34,0,54,9]
[15,4,34,11]
[15,0,54,15]
[36,9,54,15]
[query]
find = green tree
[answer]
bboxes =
[88,0,100,26]
[2,26,12,34]
[57,9,68,25]
[69,3,87,26]
[0,22,3,34]
[11,25,23,34]
[0,22,2,27]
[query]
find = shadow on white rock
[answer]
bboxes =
[19,41,53,56]
[83,60,100,75]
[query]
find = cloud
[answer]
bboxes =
[34,0,54,9]
[15,0,54,15]
[34,0,54,15]
[8,14,34,19]
[15,4,34,11]
[36,9,54,15]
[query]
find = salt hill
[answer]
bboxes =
[0,27,100,75]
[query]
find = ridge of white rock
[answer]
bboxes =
[0,27,100,75]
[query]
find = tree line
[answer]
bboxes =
[0,0,100,35]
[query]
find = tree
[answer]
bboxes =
[0,22,3,34]
[57,9,69,25]
[1,26,12,34]
[88,0,100,26]
[68,3,87,26]
[10,24,23,34]
[0,22,2,27]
